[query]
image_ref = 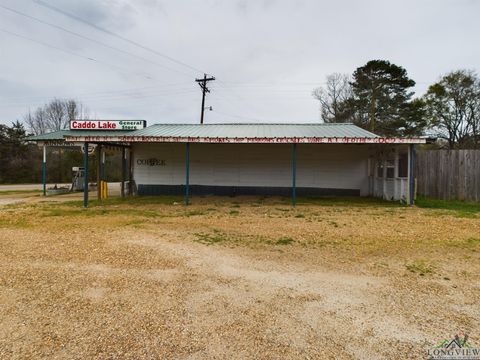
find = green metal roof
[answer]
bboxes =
[27,130,70,141]
[27,123,425,144]
[28,123,378,141]
[123,123,379,138]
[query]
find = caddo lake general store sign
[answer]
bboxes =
[70,120,146,131]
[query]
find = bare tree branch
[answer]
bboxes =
[23,99,86,135]
[312,73,352,123]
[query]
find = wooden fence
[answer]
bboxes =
[416,150,480,201]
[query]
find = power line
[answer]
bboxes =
[0,87,198,107]
[0,80,197,104]
[1,3,301,121]
[0,4,193,78]
[214,78,277,122]
[0,28,161,81]
[206,83,275,123]
[1,89,199,109]
[211,109,269,123]
[0,82,192,101]
[32,0,206,75]
[2,3,322,122]
[219,81,328,87]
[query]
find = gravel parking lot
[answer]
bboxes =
[0,192,479,359]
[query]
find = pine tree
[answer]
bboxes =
[349,60,426,137]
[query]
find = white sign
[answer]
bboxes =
[70,120,146,131]
[80,143,97,155]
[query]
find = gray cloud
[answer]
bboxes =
[0,0,479,127]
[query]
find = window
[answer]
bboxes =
[377,159,395,178]
[398,153,408,178]
[386,160,395,179]
[377,161,384,177]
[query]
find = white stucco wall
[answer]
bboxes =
[131,143,371,195]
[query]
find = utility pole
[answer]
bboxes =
[195,73,215,124]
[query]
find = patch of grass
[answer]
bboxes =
[57,194,412,210]
[416,197,480,218]
[329,220,339,228]
[297,196,404,208]
[406,260,435,276]
[453,212,477,219]
[275,237,295,245]
[46,208,109,217]
[465,238,480,247]
[229,210,239,215]
[315,239,342,248]
[194,231,227,245]
[44,208,81,217]
[294,213,305,218]
[0,217,31,229]
[252,196,269,205]
[43,207,161,218]
[61,195,183,208]
[382,209,397,215]
[184,210,207,217]
[0,202,25,210]
[449,237,480,249]
[123,219,147,228]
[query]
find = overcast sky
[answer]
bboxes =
[0,0,479,127]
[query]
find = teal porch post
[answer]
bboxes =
[292,143,297,206]
[409,144,416,205]
[96,145,101,200]
[185,143,190,205]
[121,147,126,198]
[101,147,106,182]
[42,144,47,196]
[83,142,89,208]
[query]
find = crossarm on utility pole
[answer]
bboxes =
[195,74,215,124]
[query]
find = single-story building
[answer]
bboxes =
[28,120,428,207]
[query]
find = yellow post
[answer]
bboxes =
[99,181,104,200]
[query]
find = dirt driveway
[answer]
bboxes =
[0,194,479,359]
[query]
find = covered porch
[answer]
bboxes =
[29,123,424,207]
